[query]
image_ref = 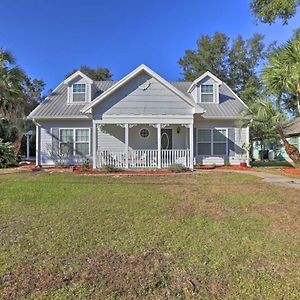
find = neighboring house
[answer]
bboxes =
[252,117,300,161]
[252,139,285,160]
[29,64,250,169]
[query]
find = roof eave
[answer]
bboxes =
[29,115,91,120]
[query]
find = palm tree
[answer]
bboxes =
[0,49,34,158]
[262,35,300,115]
[284,38,300,114]
[0,48,25,121]
[241,99,300,168]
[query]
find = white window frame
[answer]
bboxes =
[196,129,212,155]
[199,84,215,103]
[59,128,91,156]
[196,128,228,156]
[72,83,86,103]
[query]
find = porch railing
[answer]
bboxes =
[129,150,158,168]
[97,151,127,168]
[161,149,190,168]
[96,149,190,168]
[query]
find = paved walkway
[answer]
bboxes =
[199,169,300,189]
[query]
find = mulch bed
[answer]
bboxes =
[73,167,190,175]
[18,165,190,175]
[194,165,217,170]
[218,165,251,171]
[18,164,37,169]
[19,164,256,174]
[281,168,300,176]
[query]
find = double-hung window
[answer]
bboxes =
[200,84,214,103]
[213,129,227,155]
[197,128,227,155]
[59,128,90,155]
[72,83,86,102]
[197,129,212,155]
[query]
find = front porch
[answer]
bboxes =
[92,122,194,169]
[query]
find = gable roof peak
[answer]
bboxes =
[187,71,222,93]
[63,70,93,85]
[81,64,204,113]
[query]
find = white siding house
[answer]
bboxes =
[29,65,251,169]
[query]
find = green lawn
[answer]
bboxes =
[0,171,300,299]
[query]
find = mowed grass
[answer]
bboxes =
[0,171,300,299]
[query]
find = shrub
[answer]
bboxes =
[81,159,90,171]
[0,139,17,168]
[168,163,189,173]
[101,164,120,173]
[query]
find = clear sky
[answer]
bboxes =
[0,0,299,91]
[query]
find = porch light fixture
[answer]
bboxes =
[177,126,181,134]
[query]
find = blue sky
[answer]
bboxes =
[0,0,299,91]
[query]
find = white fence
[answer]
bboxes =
[96,149,190,168]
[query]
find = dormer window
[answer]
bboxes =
[72,83,86,102]
[200,84,214,103]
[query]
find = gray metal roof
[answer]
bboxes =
[29,84,85,118]
[29,79,248,119]
[283,117,300,136]
[170,81,248,118]
[29,81,117,119]
[199,83,248,118]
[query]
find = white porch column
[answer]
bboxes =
[189,124,194,169]
[35,124,40,166]
[157,123,161,168]
[246,125,250,166]
[125,123,129,169]
[92,122,97,169]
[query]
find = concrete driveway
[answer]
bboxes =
[201,169,300,189]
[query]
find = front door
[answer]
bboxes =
[161,129,172,150]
